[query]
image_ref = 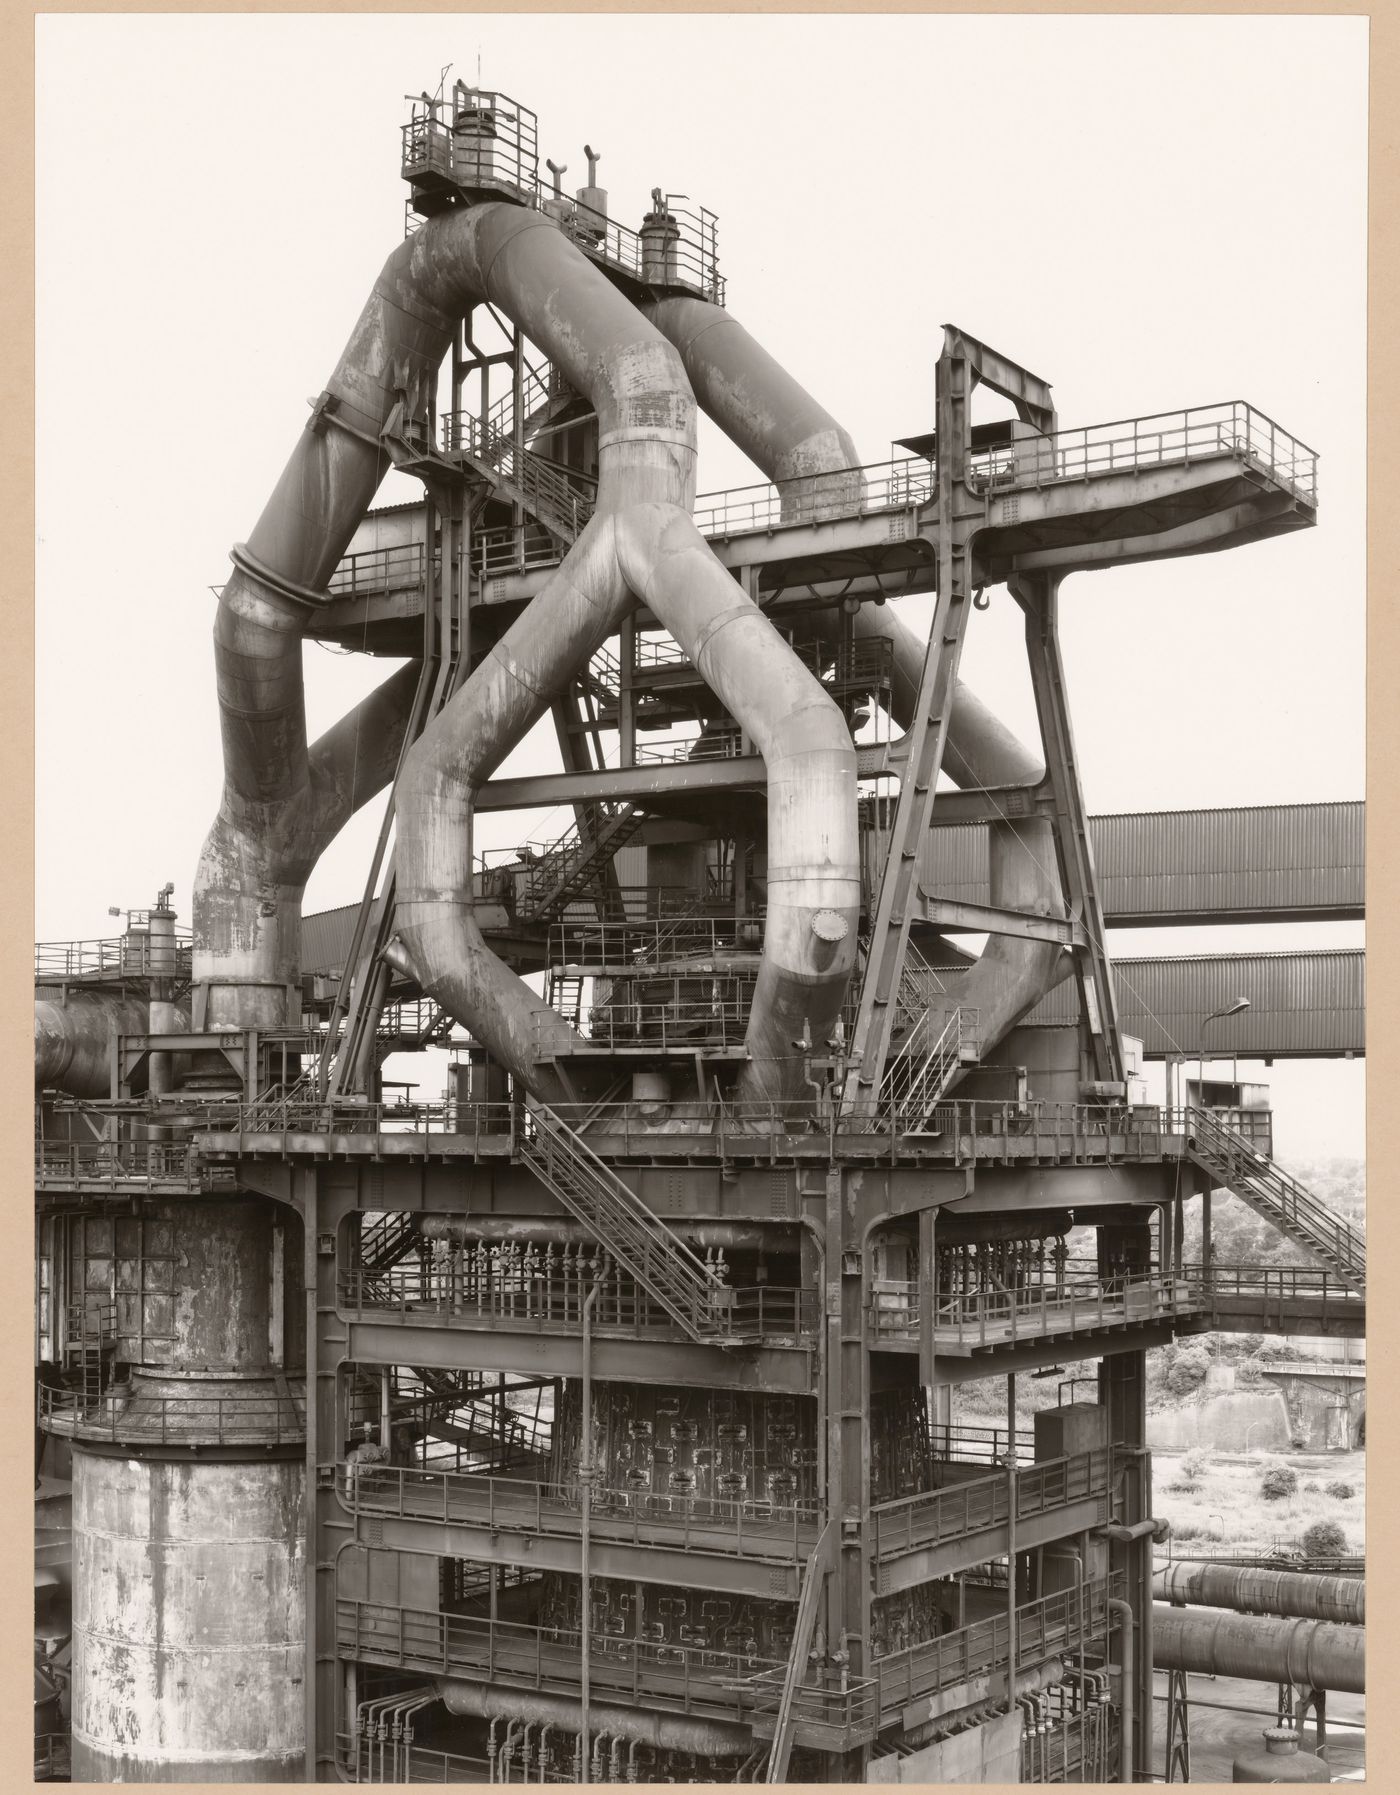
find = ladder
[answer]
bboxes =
[519,1105,731,1342]
[1184,1107,1365,1293]
[764,1520,835,1782]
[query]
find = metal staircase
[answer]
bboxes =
[359,1213,422,1273]
[516,803,646,923]
[442,414,596,545]
[882,1006,979,1127]
[519,1105,732,1342]
[1184,1107,1365,1294]
[62,1299,114,1406]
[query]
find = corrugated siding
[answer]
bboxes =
[917,802,1363,921]
[1025,950,1365,1058]
[300,904,360,976]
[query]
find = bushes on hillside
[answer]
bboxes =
[1326,1480,1356,1501]
[1302,1519,1347,1558]
[1260,1465,1298,1502]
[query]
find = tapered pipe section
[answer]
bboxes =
[643,298,1066,1060]
[616,504,859,1097]
[35,994,156,1097]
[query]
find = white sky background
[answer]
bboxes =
[35,14,1367,1156]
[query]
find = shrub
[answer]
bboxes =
[1181,1448,1208,1480]
[1326,1480,1355,1501]
[1166,1346,1212,1398]
[1302,1481,1321,1493]
[1302,1519,1347,1558]
[1261,1466,1298,1502]
[1236,1359,1263,1386]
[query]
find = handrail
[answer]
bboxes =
[340,1461,820,1562]
[38,1381,305,1445]
[338,1261,816,1344]
[966,400,1318,506]
[872,1575,1118,1719]
[1183,1105,1364,1286]
[869,1449,1111,1560]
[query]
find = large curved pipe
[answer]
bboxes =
[195,638,420,1029]
[340,209,858,1104]
[1151,1604,1364,1693]
[434,1678,753,1756]
[1155,1563,1364,1626]
[642,298,1066,1063]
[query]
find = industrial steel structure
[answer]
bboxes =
[34,83,1364,1784]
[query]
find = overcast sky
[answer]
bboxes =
[35,15,1367,1156]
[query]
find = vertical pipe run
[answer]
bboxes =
[1108,1596,1134,1783]
[579,1276,600,1782]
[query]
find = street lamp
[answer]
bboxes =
[1198,998,1251,1110]
[1208,1511,1225,1543]
[1245,1420,1267,1454]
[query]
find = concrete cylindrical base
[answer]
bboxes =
[70,1448,305,1782]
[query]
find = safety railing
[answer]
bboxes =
[38,1380,305,1445]
[338,1262,817,1343]
[927,1271,1203,1350]
[401,89,539,198]
[64,1295,116,1342]
[440,413,598,538]
[1182,1262,1363,1306]
[473,519,566,579]
[35,931,192,981]
[966,400,1318,506]
[634,726,746,766]
[339,1462,820,1562]
[928,1421,1038,1463]
[692,455,932,539]
[872,1576,1116,1721]
[567,995,754,1052]
[35,1137,215,1191]
[869,1449,1111,1561]
[185,1094,1212,1161]
[546,911,754,971]
[338,1599,790,1725]
[327,541,430,599]
[337,1729,490,1786]
[1182,1105,1363,1286]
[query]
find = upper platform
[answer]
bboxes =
[400,85,724,306]
[308,400,1317,654]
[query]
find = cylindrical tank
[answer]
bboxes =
[70,1451,305,1782]
[640,201,681,285]
[1232,1726,1330,1782]
[65,1195,306,1781]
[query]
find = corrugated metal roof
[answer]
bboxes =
[1025,949,1364,1058]
[911,801,1363,924]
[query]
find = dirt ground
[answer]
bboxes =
[1151,1670,1365,1781]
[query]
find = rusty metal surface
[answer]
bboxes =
[1150,1603,1364,1693]
[1155,1561,1364,1625]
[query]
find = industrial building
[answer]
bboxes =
[33,81,1364,1784]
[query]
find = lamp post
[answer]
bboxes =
[1197,998,1251,1110]
[1245,1420,1267,1455]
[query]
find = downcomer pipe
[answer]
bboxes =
[1155,1562,1365,1626]
[434,1679,753,1757]
[1151,1604,1364,1694]
[342,207,859,1103]
[642,298,1067,1063]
